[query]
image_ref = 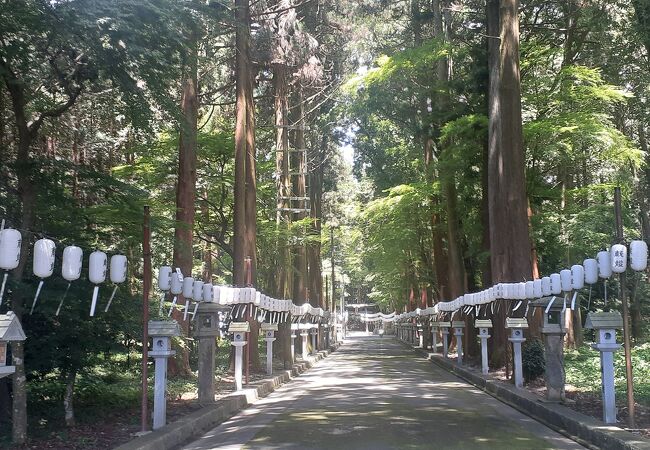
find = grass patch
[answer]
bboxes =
[564,342,650,406]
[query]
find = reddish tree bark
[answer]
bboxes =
[487,0,534,367]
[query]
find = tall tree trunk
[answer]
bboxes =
[272,63,293,367]
[233,0,251,287]
[170,34,198,377]
[307,135,325,308]
[202,192,213,282]
[481,140,492,287]
[632,125,649,339]
[6,74,37,446]
[274,64,291,298]
[292,89,308,304]
[487,0,533,367]
[527,200,542,339]
[63,369,76,427]
[245,48,261,371]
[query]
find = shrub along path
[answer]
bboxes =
[183,334,583,449]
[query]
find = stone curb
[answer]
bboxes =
[397,338,650,450]
[115,343,341,450]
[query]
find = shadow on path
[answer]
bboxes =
[182,336,584,450]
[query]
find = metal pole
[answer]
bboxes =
[141,205,151,432]
[614,187,636,428]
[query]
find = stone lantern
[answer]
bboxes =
[430,321,439,353]
[228,321,250,391]
[585,311,624,423]
[193,302,225,404]
[0,311,26,379]
[290,323,299,362]
[300,323,309,358]
[148,320,181,430]
[452,321,465,365]
[310,326,318,355]
[439,321,451,358]
[475,319,492,375]
[505,317,528,388]
[261,323,278,375]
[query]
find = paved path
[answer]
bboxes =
[183,335,584,450]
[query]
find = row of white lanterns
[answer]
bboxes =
[157,266,328,323]
[0,227,127,316]
[394,240,648,320]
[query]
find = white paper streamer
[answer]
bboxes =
[56,282,71,316]
[30,280,44,315]
[545,296,556,314]
[104,285,119,313]
[168,296,178,317]
[90,285,100,317]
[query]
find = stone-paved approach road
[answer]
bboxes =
[183,335,584,450]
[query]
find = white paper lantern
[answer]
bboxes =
[610,244,627,274]
[584,258,598,284]
[88,250,107,316]
[192,280,204,301]
[104,255,127,313]
[516,282,526,300]
[62,246,83,282]
[525,281,534,299]
[158,266,172,291]
[0,228,21,270]
[89,251,107,284]
[533,279,543,298]
[29,238,56,314]
[33,239,56,279]
[550,274,561,295]
[169,276,182,300]
[110,255,127,284]
[630,240,648,271]
[597,251,612,279]
[221,286,232,305]
[54,245,82,315]
[202,283,213,302]
[560,269,572,292]
[571,265,584,290]
[182,277,194,299]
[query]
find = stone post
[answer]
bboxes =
[228,322,250,391]
[476,320,492,375]
[148,320,180,430]
[543,331,565,401]
[310,328,318,355]
[195,303,222,403]
[586,312,624,423]
[452,321,465,366]
[440,322,451,358]
[431,323,438,353]
[301,331,309,358]
[261,323,278,376]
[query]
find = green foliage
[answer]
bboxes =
[522,339,546,382]
[360,183,434,310]
[565,343,650,406]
